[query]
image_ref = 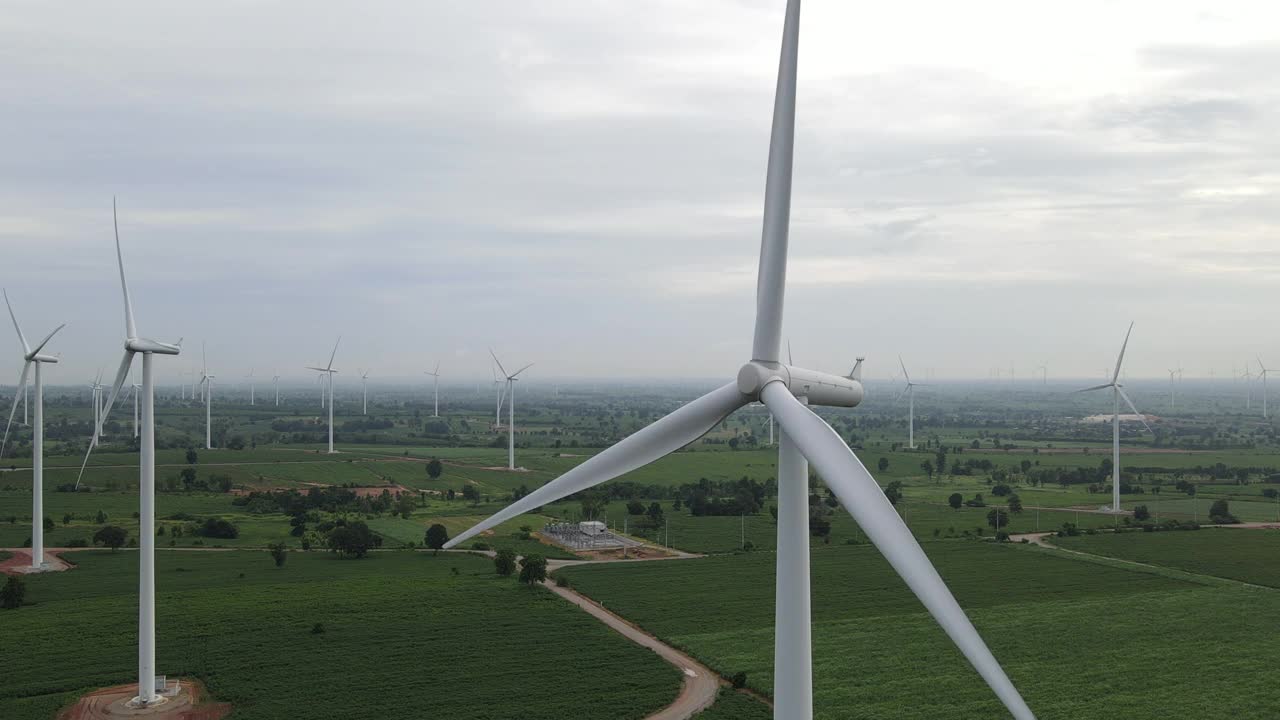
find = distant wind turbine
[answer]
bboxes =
[1078,322,1152,513]
[306,337,340,454]
[74,198,182,706]
[200,343,215,450]
[245,367,256,406]
[444,6,1034,717]
[424,361,441,417]
[1,290,65,571]
[897,356,925,449]
[1259,358,1271,419]
[491,350,532,470]
[358,368,370,415]
[273,370,281,406]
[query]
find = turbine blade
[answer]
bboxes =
[0,361,32,458]
[3,290,30,355]
[434,360,440,375]
[1076,383,1113,393]
[749,0,800,364]
[761,382,1035,720]
[327,336,341,370]
[510,362,534,379]
[899,355,911,384]
[1117,386,1153,434]
[444,381,747,549]
[489,348,508,379]
[787,339,794,366]
[30,323,66,356]
[76,350,133,488]
[1112,321,1134,384]
[114,198,138,339]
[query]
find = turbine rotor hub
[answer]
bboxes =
[737,360,864,408]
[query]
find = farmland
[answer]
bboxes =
[1054,527,1280,587]
[557,541,1280,719]
[0,549,679,720]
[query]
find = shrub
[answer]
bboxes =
[197,518,239,539]
[311,623,325,635]
[731,672,747,689]
[1,576,25,609]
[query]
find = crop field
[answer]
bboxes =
[694,690,771,718]
[0,549,679,720]
[1054,528,1280,587]
[557,541,1280,719]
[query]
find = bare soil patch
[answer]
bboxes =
[58,679,230,720]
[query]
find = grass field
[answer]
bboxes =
[694,690,771,719]
[0,549,678,719]
[557,541,1280,719]
[1054,528,1280,587]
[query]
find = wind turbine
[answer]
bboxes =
[306,337,340,454]
[1037,363,1048,386]
[89,371,105,439]
[490,350,532,471]
[492,361,506,428]
[1078,322,1152,513]
[245,367,255,406]
[1,290,65,571]
[444,5,1035,717]
[273,370,281,406]
[1259,357,1271,419]
[897,356,924,449]
[359,368,369,415]
[424,361,441,417]
[1167,368,1180,411]
[200,343,215,450]
[74,198,182,707]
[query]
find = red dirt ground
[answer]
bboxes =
[0,548,76,575]
[58,680,230,720]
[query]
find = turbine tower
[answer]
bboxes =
[425,361,441,417]
[490,350,532,471]
[245,367,255,406]
[1,290,65,571]
[444,6,1035,717]
[306,337,340,454]
[492,362,507,428]
[897,356,924,449]
[75,199,182,707]
[1078,322,1152,513]
[273,371,281,406]
[200,344,215,450]
[132,382,141,438]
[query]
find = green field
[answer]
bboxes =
[694,690,772,719]
[557,541,1280,719]
[0,550,679,719]
[1054,528,1280,587]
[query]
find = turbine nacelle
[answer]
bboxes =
[127,338,181,355]
[736,361,864,408]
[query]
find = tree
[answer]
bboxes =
[186,448,198,465]
[268,542,288,567]
[494,548,517,576]
[991,483,1012,497]
[920,460,934,482]
[1208,499,1238,524]
[94,509,107,524]
[948,492,963,510]
[42,516,54,532]
[460,484,481,506]
[179,467,198,489]
[518,554,547,585]
[626,500,645,516]
[327,521,378,558]
[1007,494,1023,514]
[883,481,904,506]
[197,518,239,539]
[647,502,665,527]
[93,525,128,551]
[1133,505,1151,521]
[877,457,889,473]
[426,458,443,480]
[986,508,1009,531]
[728,437,740,450]
[1,576,25,609]
[425,523,449,550]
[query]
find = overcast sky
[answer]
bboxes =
[1,0,1277,385]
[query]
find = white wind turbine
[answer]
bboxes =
[897,356,925,449]
[492,361,507,428]
[490,350,532,471]
[306,337,340,454]
[89,371,105,439]
[273,370,281,406]
[1167,367,1181,411]
[359,368,369,415]
[1259,357,1271,419]
[1,290,65,571]
[1078,322,1152,513]
[445,5,1035,717]
[200,344,215,450]
[74,199,182,707]
[245,367,256,406]
[424,361,441,417]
